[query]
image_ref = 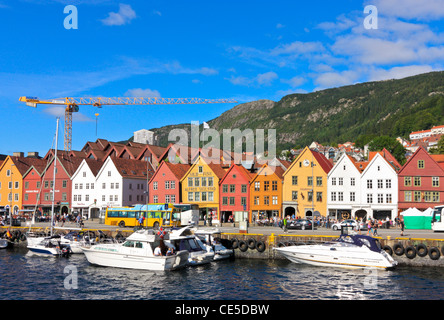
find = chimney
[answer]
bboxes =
[27,152,39,158]
[13,152,24,157]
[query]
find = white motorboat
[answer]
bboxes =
[194,228,234,261]
[27,235,71,257]
[275,234,398,270]
[167,226,215,266]
[81,229,189,271]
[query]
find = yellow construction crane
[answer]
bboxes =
[19,96,237,151]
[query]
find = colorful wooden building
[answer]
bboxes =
[149,161,190,204]
[398,147,444,212]
[249,164,285,222]
[180,156,226,222]
[282,147,333,218]
[219,164,254,223]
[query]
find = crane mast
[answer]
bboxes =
[19,96,237,151]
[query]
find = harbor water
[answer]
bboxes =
[1,247,443,301]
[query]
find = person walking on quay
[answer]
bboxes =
[400,217,405,236]
[283,216,288,233]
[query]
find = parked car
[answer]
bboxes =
[331,219,361,231]
[287,219,313,230]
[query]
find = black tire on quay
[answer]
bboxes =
[393,243,405,256]
[231,238,239,249]
[428,247,441,260]
[416,244,428,257]
[239,240,248,252]
[247,238,257,250]
[383,245,393,256]
[405,246,417,259]
[256,241,266,253]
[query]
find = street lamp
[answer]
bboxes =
[311,152,316,231]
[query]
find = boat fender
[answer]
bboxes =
[382,245,393,256]
[405,246,417,259]
[256,241,266,253]
[231,238,239,249]
[428,247,441,260]
[247,238,256,250]
[393,243,405,256]
[238,240,248,252]
[416,244,428,257]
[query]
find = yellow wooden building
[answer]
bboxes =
[282,147,333,218]
[180,156,227,222]
[0,156,25,215]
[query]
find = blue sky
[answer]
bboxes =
[0,0,443,156]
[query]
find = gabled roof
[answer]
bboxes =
[108,157,154,179]
[251,163,285,183]
[179,156,227,182]
[149,161,191,184]
[368,148,402,171]
[219,163,255,185]
[399,147,444,175]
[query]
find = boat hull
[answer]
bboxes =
[275,245,397,270]
[27,245,60,256]
[81,246,189,271]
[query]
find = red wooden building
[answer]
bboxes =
[219,164,254,223]
[148,161,190,204]
[398,147,444,213]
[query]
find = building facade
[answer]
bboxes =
[148,161,190,204]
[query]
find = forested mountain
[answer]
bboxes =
[142,71,444,153]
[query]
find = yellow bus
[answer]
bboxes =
[105,203,180,228]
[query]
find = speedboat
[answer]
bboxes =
[0,239,13,249]
[275,234,398,270]
[194,228,234,261]
[27,235,71,257]
[167,226,215,266]
[81,229,189,271]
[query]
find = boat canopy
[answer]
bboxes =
[336,234,381,253]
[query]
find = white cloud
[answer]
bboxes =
[101,4,136,26]
[226,71,278,87]
[314,70,360,90]
[124,88,161,97]
[281,76,306,88]
[367,0,444,20]
[368,65,436,81]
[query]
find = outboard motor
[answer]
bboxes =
[61,245,72,258]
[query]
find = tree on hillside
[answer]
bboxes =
[430,136,444,154]
[368,136,407,165]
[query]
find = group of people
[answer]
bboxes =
[153,240,175,256]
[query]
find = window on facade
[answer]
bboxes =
[153,195,158,203]
[292,191,298,201]
[229,197,235,205]
[102,195,105,201]
[264,181,269,191]
[108,171,111,177]
[308,191,313,202]
[272,181,278,191]
[241,185,247,193]
[377,194,384,204]
[230,184,235,193]
[165,181,170,190]
[350,177,355,186]
[254,182,260,191]
[432,192,440,202]
[171,195,176,203]
[165,195,170,203]
[83,172,86,177]
[292,176,298,185]
[377,179,383,189]
[188,177,193,187]
[194,192,200,202]
[317,177,323,187]
[418,160,425,169]
[404,176,412,186]
[386,194,392,204]
[272,196,278,205]
[63,193,67,201]
[102,183,106,189]
[332,177,336,186]
[414,177,421,187]
[202,192,207,201]
[91,183,95,189]
[222,185,228,193]
[404,191,412,202]
[241,197,247,206]
[222,197,228,205]
[367,180,372,189]
[188,193,193,202]
[338,192,343,202]
[198,166,203,173]
[201,177,207,187]
[367,194,373,204]
[307,177,313,187]
[194,178,200,187]
[171,181,175,189]
[254,196,259,205]
[432,177,440,187]
[338,177,343,186]
[414,191,421,202]
[24,181,29,189]
[350,192,355,202]
[331,192,336,201]
[153,182,158,190]
[386,179,391,189]
[316,192,322,202]
[24,194,28,201]
[264,196,269,205]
